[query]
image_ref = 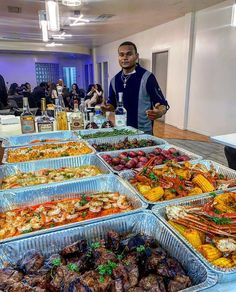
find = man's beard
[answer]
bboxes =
[121,63,136,70]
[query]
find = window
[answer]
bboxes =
[35,63,59,85]
[63,67,76,89]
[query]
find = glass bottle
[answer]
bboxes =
[94,105,106,128]
[55,94,68,130]
[37,98,54,132]
[20,97,36,134]
[70,99,84,130]
[115,92,127,127]
[102,111,114,128]
[85,112,99,129]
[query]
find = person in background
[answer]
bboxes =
[224,146,236,170]
[49,82,58,103]
[32,82,47,108]
[69,83,80,109]
[57,79,70,108]
[0,74,8,109]
[8,83,19,96]
[101,41,169,134]
[25,82,31,93]
[85,83,103,107]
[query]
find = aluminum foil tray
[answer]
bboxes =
[98,144,202,174]
[1,130,79,148]
[87,134,167,152]
[0,174,147,244]
[119,159,236,206]
[152,190,236,283]
[0,210,217,291]
[77,126,144,139]
[0,154,111,192]
[2,140,95,164]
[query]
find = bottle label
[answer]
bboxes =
[115,115,127,127]
[70,117,83,130]
[38,123,53,132]
[21,119,35,133]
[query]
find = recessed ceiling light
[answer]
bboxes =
[232,3,236,26]
[46,42,63,47]
[52,31,72,39]
[62,0,81,6]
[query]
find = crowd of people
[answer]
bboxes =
[0,75,104,113]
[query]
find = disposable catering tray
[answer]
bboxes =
[2,140,95,164]
[76,126,144,139]
[119,160,236,206]
[1,130,79,148]
[0,174,147,244]
[98,144,202,174]
[152,190,236,283]
[0,210,217,291]
[0,154,112,192]
[86,134,167,152]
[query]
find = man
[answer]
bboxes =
[101,41,169,134]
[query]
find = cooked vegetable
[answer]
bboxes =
[198,244,222,262]
[192,174,215,193]
[143,186,164,201]
[211,257,234,268]
[182,229,203,249]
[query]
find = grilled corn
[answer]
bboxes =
[144,186,164,202]
[183,229,203,249]
[168,220,186,235]
[192,174,215,193]
[211,257,234,268]
[198,244,222,262]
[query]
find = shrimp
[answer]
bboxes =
[117,195,130,210]
[89,201,103,213]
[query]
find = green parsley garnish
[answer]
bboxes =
[22,228,33,234]
[218,174,225,179]
[149,172,158,181]
[142,167,147,175]
[209,192,216,198]
[170,188,177,193]
[52,258,61,267]
[208,216,232,225]
[179,185,184,190]
[50,223,55,228]
[79,195,89,206]
[136,245,146,253]
[81,211,88,218]
[67,263,79,272]
[97,260,117,282]
[124,260,130,266]
[90,242,101,249]
[117,254,123,260]
[178,176,184,181]
[214,209,221,214]
[99,276,105,283]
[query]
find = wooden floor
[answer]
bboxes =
[153,120,209,142]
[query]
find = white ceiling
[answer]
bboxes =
[0,0,226,48]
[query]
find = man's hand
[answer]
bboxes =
[146,103,167,121]
[100,102,115,112]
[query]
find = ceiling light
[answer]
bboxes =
[232,3,236,26]
[62,0,81,6]
[45,0,60,31]
[38,10,48,42]
[69,14,90,26]
[52,31,72,39]
[46,42,63,47]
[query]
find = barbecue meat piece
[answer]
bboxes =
[0,268,23,290]
[48,265,80,291]
[7,282,37,292]
[139,274,164,292]
[106,230,121,251]
[23,272,49,289]
[93,247,117,266]
[44,254,66,269]
[165,258,185,278]
[17,251,44,274]
[146,248,167,271]
[128,288,144,292]
[111,278,124,292]
[123,255,139,288]
[79,270,112,292]
[61,240,88,258]
[68,278,92,292]
[168,275,192,292]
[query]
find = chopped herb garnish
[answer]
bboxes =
[209,192,216,198]
[214,209,221,214]
[97,260,117,282]
[79,195,89,206]
[99,276,105,283]
[90,242,101,249]
[170,188,177,193]
[67,263,79,272]
[81,211,88,218]
[142,167,147,175]
[149,172,157,181]
[136,245,146,253]
[117,254,123,260]
[178,176,184,181]
[50,223,55,228]
[218,174,225,179]
[22,228,33,234]
[208,216,232,225]
[179,185,184,190]
[52,258,61,267]
[124,260,130,266]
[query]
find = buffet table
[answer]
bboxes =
[211,133,236,149]
[0,125,236,291]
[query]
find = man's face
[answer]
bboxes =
[118,45,138,70]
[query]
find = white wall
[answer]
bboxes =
[0,53,88,89]
[97,0,236,136]
[188,0,236,136]
[96,14,193,130]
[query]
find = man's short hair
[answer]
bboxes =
[118,41,138,54]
